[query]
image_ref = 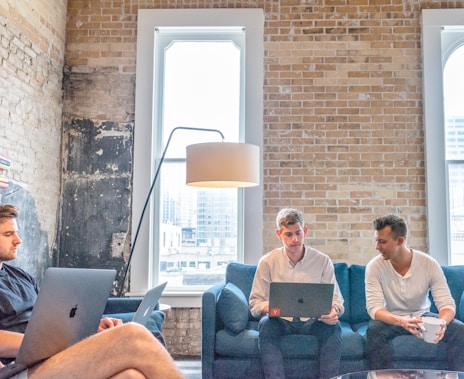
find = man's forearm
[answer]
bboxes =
[0,330,23,358]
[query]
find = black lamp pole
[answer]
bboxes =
[118,126,225,297]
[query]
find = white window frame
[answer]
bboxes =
[422,9,464,265]
[131,9,264,306]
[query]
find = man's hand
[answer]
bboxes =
[97,317,123,332]
[318,308,339,325]
[432,319,447,343]
[399,315,425,339]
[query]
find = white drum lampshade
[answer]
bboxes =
[186,142,260,188]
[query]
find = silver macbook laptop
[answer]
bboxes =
[132,281,167,325]
[268,282,334,319]
[0,267,116,379]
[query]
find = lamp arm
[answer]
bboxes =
[117,126,225,296]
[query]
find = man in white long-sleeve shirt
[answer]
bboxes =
[365,214,464,371]
[249,208,344,379]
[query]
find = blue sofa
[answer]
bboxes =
[201,262,464,379]
[103,297,166,346]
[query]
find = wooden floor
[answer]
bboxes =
[175,359,201,379]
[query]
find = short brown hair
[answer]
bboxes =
[276,208,304,230]
[0,204,18,224]
[373,214,408,240]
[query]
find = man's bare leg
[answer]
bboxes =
[28,323,185,379]
[110,369,146,379]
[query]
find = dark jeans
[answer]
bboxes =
[258,316,342,379]
[366,313,464,371]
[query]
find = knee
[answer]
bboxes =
[118,368,146,379]
[447,320,464,338]
[366,320,386,341]
[116,322,158,344]
[259,317,276,333]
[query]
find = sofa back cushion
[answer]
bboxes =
[349,264,370,324]
[334,263,350,323]
[430,265,464,319]
[226,262,257,300]
[225,263,260,321]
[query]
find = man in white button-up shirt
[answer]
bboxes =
[249,208,344,379]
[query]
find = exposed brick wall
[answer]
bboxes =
[63,0,464,357]
[163,308,202,357]
[0,1,67,276]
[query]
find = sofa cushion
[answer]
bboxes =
[216,328,260,357]
[217,282,249,334]
[226,262,257,301]
[432,265,464,319]
[215,329,320,359]
[334,263,350,323]
[349,265,370,324]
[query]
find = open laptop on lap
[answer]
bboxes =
[0,267,116,379]
[132,281,167,326]
[269,282,334,319]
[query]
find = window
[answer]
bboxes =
[422,9,464,265]
[444,44,464,264]
[157,29,243,290]
[132,9,264,306]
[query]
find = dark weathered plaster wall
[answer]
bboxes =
[60,118,133,294]
[0,184,51,280]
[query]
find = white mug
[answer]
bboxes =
[419,316,443,343]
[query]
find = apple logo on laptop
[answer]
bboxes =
[69,304,78,318]
[298,298,304,304]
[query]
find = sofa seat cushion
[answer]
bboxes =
[389,335,447,362]
[216,328,260,357]
[215,328,319,359]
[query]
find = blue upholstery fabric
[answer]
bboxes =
[217,282,249,334]
[434,265,464,319]
[226,262,257,301]
[202,262,464,379]
[349,264,370,323]
[334,262,350,323]
[216,328,260,356]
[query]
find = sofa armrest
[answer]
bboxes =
[202,283,224,379]
[459,292,464,321]
[104,297,144,314]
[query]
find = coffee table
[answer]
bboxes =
[332,369,464,379]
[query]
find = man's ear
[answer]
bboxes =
[397,236,405,246]
[275,229,281,239]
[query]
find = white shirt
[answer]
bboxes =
[365,249,455,319]
[249,245,344,318]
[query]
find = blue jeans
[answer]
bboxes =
[366,312,464,370]
[258,316,342,379]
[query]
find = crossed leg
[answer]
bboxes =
[28,322,185,379]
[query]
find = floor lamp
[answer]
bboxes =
[118,126,260,296]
